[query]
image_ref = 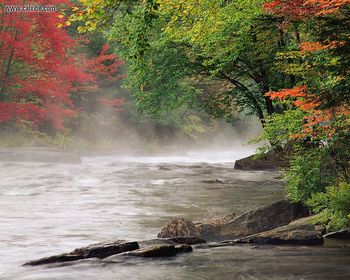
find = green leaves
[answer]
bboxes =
[307,182,350,230]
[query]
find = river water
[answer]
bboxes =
[0,148,349,279]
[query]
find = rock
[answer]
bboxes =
[24,241,139,266]
[197,200,309,241]
[167,236,206,245]
[157,218,200,238]
[138,237,205,249]
[124,244,192,258]
[238,224,324,245]
[323,229,350,248]
[234,151,287,171]
[289,214,326,235]
[324,229,350,240]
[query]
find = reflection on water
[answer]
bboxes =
[0,149,349,279]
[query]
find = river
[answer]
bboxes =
[0,148,349,279]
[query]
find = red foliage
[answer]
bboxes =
[263,0,350,19]
[263,0,320,19]
[0,102,44,127]
[0,0,125,131]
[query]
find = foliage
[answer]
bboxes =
[307,182,350,230]
[69,0,301,126]
[286,149,336,202]
[261,0,350,230]
[0,0,125,137]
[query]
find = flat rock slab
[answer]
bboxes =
[123,244,192,258]
[197,200,309,241]
[238,224,324,246]
[24,241,139,266]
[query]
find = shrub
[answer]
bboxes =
[307,182,350,231]
[286,148,336,202]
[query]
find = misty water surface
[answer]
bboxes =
[0,147,349,279]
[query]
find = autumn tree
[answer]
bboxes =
[0,0,125,136]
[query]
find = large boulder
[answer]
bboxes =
[197,200,309,241]
[24,241,139,266]
[157,217,200,238]
[234,151,287,171]
[238,224,324,245]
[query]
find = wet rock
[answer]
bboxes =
[138,237,206,250]
[197,200,309,241]
[323,229,350,248]
[289,215,326,235]
[157,217,200,238]
[167,236,206,245]
[24,241,139,266]
[234,151,287,171]
[124,244,192,258]
[238,224,324,245]
[324,229,350,240]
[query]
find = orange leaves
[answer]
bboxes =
[266,85,350,140]
[266,85,308,100]
[294,99,320,111]
[300,106,350,139]
[300,42,328,52]
[300,41,347,52]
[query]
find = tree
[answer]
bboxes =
[0,0,125,134]
[71,0,300,125]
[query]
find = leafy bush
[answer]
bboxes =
[286,148,336,203]
[307,182,350,231]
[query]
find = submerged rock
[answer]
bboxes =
[157,217,200,238]
[124,244,192,258]
[24,241,139,266]
[238,224,324,245]
[197,200,309,241]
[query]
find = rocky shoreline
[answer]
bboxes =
[234,149,290,171]
[24,199,349,267]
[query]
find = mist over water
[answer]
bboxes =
[0,121,349,280]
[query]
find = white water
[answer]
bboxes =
[0,147,349,279]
